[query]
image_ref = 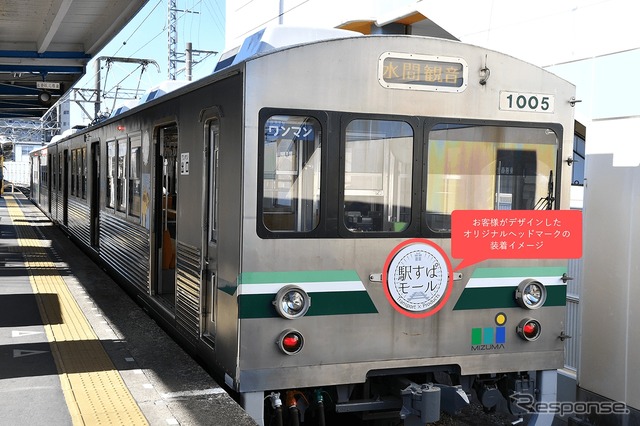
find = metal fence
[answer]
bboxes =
[565,256,582,371]
[3,161,31,186]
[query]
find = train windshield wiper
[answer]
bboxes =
[534,170,555,210]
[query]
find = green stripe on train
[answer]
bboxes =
[453,266,568,310]
[239,291,378,319]
[453,285,567,310]
[239,270,360,284]
[469,266,568,279]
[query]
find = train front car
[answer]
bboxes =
[230,32,576,426]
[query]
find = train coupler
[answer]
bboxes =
[399,382,441,425]
[501,373,536,415]
[474,378,503,412]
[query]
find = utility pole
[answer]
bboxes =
[167,1,216,81]
[168,0,178,80]
[186,42,192,81]
[94,60,101,118]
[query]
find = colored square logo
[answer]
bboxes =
[483,327,494,345]
[471,327,506,345]
[472,328,482,345]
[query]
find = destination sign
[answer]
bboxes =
[265,121,316,142]
[379,52,468,92]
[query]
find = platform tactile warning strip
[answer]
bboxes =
[5,195,148,426]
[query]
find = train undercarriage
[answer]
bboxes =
[258,370,547,426]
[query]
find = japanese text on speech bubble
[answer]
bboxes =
[451,210,582,271]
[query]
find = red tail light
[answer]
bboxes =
[277,330,304,355]
[517,318,541,341]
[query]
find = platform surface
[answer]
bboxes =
[0,190,257,426]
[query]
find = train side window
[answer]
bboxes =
[75,149,81,197]
[107,140,116,209]
[58,152,63,191]
[32,156,39,198]
[129,135,141,218]
[116,138,127,212]
[572,127,585,186]
[51,153,57,192]
[425,124,559,233]
[70,147,84,199]
[81,147,87,199]
[208,119,219,242]
[343,119,413,233]
[40,155,47,187]
[76,148,81,197]
[71,150,77,196]
[261,115,321,232]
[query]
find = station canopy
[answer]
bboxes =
[0,0,148,120]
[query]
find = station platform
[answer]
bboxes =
[0,190,257,426]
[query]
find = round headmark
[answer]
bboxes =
[383,239,453,318]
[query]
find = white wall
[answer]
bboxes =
[579,118,640,408]
[226,0,402,47]
[226,0,640,70]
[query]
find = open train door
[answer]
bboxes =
[90,141,100,248]
[203,117,220,344]
[153,124,178,310]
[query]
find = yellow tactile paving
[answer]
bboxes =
[5,195,148,426]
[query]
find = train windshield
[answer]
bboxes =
[425,124,558,233]
[262,115,322,232]
[344,119,413,233]
[259,113,561,237]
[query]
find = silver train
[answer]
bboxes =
[30,27,576,425]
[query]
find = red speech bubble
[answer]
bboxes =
[451,210,582,271]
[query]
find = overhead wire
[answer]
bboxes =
[101,62,150,98]
[112,0,164,57]
[131,1,198,58]
[239,0,310,39]
[73,0,226,115]
[191,0,225,73]
[203,0,225,38]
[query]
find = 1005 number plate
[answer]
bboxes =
[499,91,555,113]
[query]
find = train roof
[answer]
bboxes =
[137,80,191,104]
[213,25,361,72]
[44,27,572,146]
[106,26,359,121]
[109,80,190,119]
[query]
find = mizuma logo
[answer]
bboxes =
[471,327,506,350]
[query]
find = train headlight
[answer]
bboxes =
[273,285,311,319]
[515,279,547,309]
[516,318,542,341]
[277,329,304,355]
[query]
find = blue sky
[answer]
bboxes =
[72,0,225,122]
